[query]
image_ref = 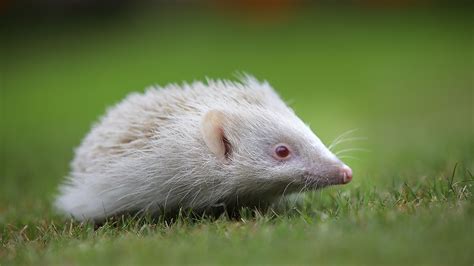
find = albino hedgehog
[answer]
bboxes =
[55,75,352,221]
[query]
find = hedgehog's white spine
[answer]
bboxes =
[55,76,289,220]
[55,75,346,221]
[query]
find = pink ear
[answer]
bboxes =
[201,110,228,160]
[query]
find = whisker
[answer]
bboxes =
[337,155,361,161]
[329,137,368,150]
[335,148,371,156]
[279,179,297,205]
[328,128,360,150]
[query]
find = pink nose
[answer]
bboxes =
[341,165,353,184]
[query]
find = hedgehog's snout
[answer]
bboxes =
[302,163,353,187]
[341,165,353,184]
[324,164,353,185]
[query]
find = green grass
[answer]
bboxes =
[1,7,473,265]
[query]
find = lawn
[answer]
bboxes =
[1,6,473,265]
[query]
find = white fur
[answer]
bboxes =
[55,75,346,221]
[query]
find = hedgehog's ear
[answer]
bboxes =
[201,110,231,160]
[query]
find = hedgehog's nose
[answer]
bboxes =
[341,165,353,184]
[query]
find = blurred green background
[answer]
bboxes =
[1,1,473,264]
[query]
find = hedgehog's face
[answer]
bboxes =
[201,109,352,195]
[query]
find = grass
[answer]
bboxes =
[1,6,473,265]
[2,172,473,265]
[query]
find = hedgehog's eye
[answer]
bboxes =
[273,144,291,160]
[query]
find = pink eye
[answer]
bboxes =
[274,144,290,159]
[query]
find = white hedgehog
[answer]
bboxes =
[55,75,352,221]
